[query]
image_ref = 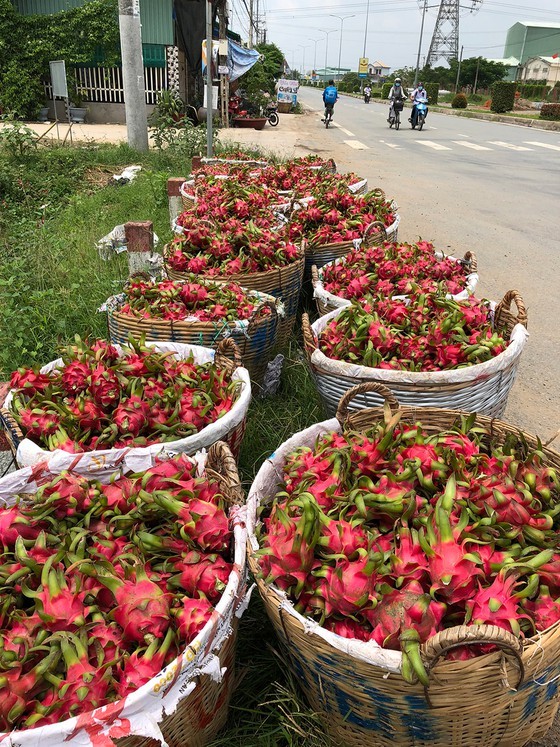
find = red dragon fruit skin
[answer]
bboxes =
[175,596,214,641]
[465,572,531,636]
[116,628,177,698]
[173,550,232,603]
[155,494,231,553]
[101,565,171,643]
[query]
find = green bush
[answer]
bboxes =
[451,93,468,109]
[371,88,383,98]
[540,103,560,121]
[424,82,439,105]
[491,81,516,113]
[381,82,392,100]
[516,83,549,100]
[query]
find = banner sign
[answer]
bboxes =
[358,57,369,79]
[277,79,299,105]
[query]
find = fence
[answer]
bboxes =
[44,65,168,105]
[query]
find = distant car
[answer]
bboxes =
[439,89,451,94]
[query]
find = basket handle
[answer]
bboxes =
[544,429,560,448]
[368,187,386,201]
[461,250,478,274]
[0,407,23,454]
[215,338,243,369]
[206,441,244,506]
[310,264,320,284]
[421,624,525,690]
[495,290,528,329]
[362,221,388,248]
[246,300,278,335]
[301,313,318,358]
[335,383,400,426]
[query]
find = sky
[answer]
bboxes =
[228,0,560,73]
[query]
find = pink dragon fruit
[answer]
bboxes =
[174,596,214,642]
[173,550,232,603]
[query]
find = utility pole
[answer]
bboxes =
[455,44,463,93]
[118,0,148,151]
[206,0,213,157]
[361,0,370,93]
[248,0,254,47]
[331,14,355,81]
[473,56,480,94]
[321,30,335,80]
[255,0,259,44]
[414,0,428,87]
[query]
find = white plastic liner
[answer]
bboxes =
[0,452,249,747]
[313,250,479,312]
[247,418,402,675]
[5,342,251,476]
[308,305,529,418]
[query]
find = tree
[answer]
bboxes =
[449,57,508,89]
[254,42,285,94]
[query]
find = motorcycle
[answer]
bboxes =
[364,91,371,104]
[265,101,279,127]
[411,97,428,131]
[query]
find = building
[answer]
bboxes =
[313,67,352,83]
[12,0,235,122]
[485,56,520,82]
[520,56,560,87]
[503,22,560,67]
[367,61,390,82]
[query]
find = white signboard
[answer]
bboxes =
[203,85,219,112]
[277,78,299,105]
[49,60,68,98]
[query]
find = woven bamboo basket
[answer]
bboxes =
[1,339,250,465]
[304,211,401,276]
[246,383,560,747]
[106,286,279,385]
[164,243,305,347]
[0,441,247,747]
[302,289,529,418]
[179,178,196,209]
[312,249,479,316]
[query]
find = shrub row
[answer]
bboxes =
[490,81,516,113]
[540,103,560,121]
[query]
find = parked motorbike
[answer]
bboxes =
[411,97,428,130]
[265,101,279,127]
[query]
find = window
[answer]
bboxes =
[543,68,549,74]
[374,68,381,75]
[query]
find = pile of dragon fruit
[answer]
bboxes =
[255,414,560,685]
[319,240,473,299]
[8,338,239,452]
[288,185,396,246]
[0,454,233,731]
[168,213,300,276]
[116,276,272,323]
[319,291,508,371]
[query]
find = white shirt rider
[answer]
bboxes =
[410,84,428,103]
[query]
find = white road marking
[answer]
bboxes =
[415,140,452,150]
[452,141,493,151]
[379,140,401,149]
[344,140,369,150]
[331,122,355,136]
[524,141,560,151]
[488,141,533,151]
[457,134,470,138]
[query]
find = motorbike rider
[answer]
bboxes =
[364,84,371,103]
[322,79,338,121]
[387,78,406,124]
[409,82,428,125]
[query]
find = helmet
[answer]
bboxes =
[395,78,401,84]
[328,79,335,86]
[418,82,424,88]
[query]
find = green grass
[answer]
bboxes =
[0,136,333,744]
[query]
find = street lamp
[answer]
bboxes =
[331,14,355,81]
[298,44,310,76]
[309,37,321,73]
[320,29,336,81]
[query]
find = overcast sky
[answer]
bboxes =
[229,0,560,73]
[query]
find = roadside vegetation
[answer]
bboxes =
[0,128,329,744]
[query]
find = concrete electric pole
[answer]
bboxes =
[118,0,149,151]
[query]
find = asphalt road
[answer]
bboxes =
[298,86,560,439]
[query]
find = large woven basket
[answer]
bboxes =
[246,383,560,747]
[304,211,401,276]
[0,441,247,747]
[302,289,529,418]
[312,249,479,317]
[106,286,279,385]
[1,339,250,466]
[164,244,305,347]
